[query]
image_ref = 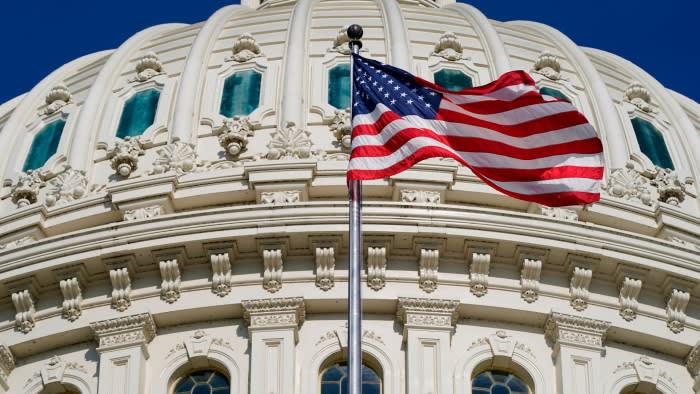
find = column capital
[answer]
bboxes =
[687,341,700,377]
[396,297,459,337]
[90,312,156,354]
[544,311,610,351]
[242,297,305,330]
[0,344,15,390]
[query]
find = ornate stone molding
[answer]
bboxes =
[418,249,439,293]
[10,171,44,207]
[431,32,466,61]
[624,81,654,113]
[666,288,690,333]
[150,141,202,175]
[226,33,264,62]
[0,344,15,389]
[544,312,610,351]
[44,168,103,207]
[315,327,385,348]
[262,248,283,293]
[539,206,578,221]
[167,330,233,361]
[24,355,88,391]
[366,246,387,291]
[6,277,39,334]
[619,276,642,321]
[90,313,156,354]
[158,256,183,303]
[129,52,164,83]
[687,342,700,378]
[650,167,686,206]
[396,297,459,339]
[329,25,352,55]
[569,266,593,311]
[518,250,544,303]
[123,205,164,221]
[0,236,35,250]
[532,51,565,81]
[43,82,72,115]
[315,247,335,291]
[330,109,351,150]
[214,116,253,158]
[401,190,440,204]
[107,137,144,177]
[468,331,536,366]
[58,275,84,322]
[242,297,305,330]
[469,250,491,297]
[210,251,233,297]
[260,190,301,204]
[266,121,313,160]
[104,257,134,312]
[603,161,690,206]
[613,356,677,392]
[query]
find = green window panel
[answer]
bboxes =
[434,69,473,91]
[173,370,230,394]
[321,362,381,394]
[22,119,66,172]
[472,370,530,394]
[631,117,674,169]
[219,70,262,117]
[116,89,160,139]
[539,86,570,102]
[328,64,351,109]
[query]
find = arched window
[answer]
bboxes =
[630,117,674,169]
[472,370,530,394]
[434,69,473,91]
[320,362,382,394]
[116,88,160,138]
[22,119,66,172]
[173,369,230,394]
[220,70,262,117]
[539,87,570,102]
[328,64,351,110]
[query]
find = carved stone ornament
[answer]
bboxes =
[123,205,164,221]
[242,297,306,329]
[569,266,593,311]
[401,190,440,204]
[59,277,83,321]
[544,312,611,350]
[43,82,72,115]
[532,51,564,81]
[10,171,44,207]
[159,258,182,303]
[367,246,387,291]
[90,313,156,350]
[315,247,335,291]
[210,252,232,297]
[107,137,144,177]
[0,236,35,251]
[44,168,103,207]
[666,236,700,251]
[0,345,15,383]
[470,251,491,297]
[540,206,578,221]
[624,81,653,113]
[330,109,351,150]
[109,266,132,312]
[418,249,439,293]
[613,357,677,391]
[37,356,87,388]
[315,327,385,347]
[260,190,301,204]
[215,116,253,157]
[468,331,536,360]
[687,342,700,377]
[520,257,542,303]
[619,276,642,321]
[129,52,164,83]
[267,121,313,160]
[226,33,264,62]
[602,162,654,206]
[432,32,465,61]
[150,141,201,175]
[396,298,460,338]
[329,26,352,55]
[666,288,690,333]
[11,289,36,333]
[262,249,283,293]
[649,166,686,206]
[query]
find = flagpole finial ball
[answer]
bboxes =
[347,24,363,40]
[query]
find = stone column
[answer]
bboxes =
[397,297,460,394]
[242,297,305,394]
[90,313,156,394]
[545,311,611,394]
[0,345,15,394]
[687,342,700,394]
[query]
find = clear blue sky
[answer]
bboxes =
[0,1,697,104]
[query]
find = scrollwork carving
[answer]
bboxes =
[315,247,335,291]
[11,289,35,333]
[418,249,439,293]
[267,121,313,160]
[10,171,44,207]
[619,276,642,321]
[107,137,144,177]
[330,109,351,150]
[262,249,283,293]
[44,168,103,207]
[666,288,690,333]
[367,246,387,291]
[150,141,202,175]
[215,116,253,158]
[569,266,592,311]
[59,277,83,321]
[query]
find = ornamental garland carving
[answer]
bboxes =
[603,161,690,206]
[150,141,203,175]
[260,191,301,204]
[267,121,313,160]
[401,190,440,204]
[43,82,72,115]
[330,109,351,150]
[129,52,165,83]
[431,32,466,61]
[215,116,253,158]
[539,206,578,221]
[227,33,264,63]
[107,137,144,177]
[123,205,164,221]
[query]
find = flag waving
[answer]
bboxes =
[348,54,604,207]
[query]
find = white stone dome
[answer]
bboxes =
[0,1,698,393]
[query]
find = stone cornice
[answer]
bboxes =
[90,312,156,353]
[544,311,611,351]
[396,297,460,338]
[242,297,305,330]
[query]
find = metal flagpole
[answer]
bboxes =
[347,24,363,394]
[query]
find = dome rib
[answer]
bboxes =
[170,5,246,143]
[443,3,511,77]
[67,23,187,175]
[377,0,411,70]
[508,21,629,171]
[0,50,113,183]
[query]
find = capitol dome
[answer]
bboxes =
[0,0,698,393]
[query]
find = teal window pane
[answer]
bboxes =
[434,69,472,91]
[22,119,66,172]
[321,362,381,394]
[173,370,230,394]
[539,86,570,102]
[219,70,262,117]
[328,64,351,109]
[631,117,674,169]
[116,89,160,138]
[471,371,529,394]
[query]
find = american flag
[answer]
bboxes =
[348,54,604,207]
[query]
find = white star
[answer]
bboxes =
[425,103,431,108]
[411,88,417,93]
[393,86,400,91]
[407,99,414,104]
[390,99,397,105]
[378,87,384,92]
[428,91,437,96]
[387,80,394,85]
[354,102,359,107]
[384,93,390,98]
[372,81,378,86]
[381,74,388,79]
[418,95,424,100]
[400,92,407,97]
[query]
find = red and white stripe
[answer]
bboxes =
[347,71,604,207]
